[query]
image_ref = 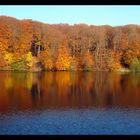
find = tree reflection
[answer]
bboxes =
[0,71,140,113]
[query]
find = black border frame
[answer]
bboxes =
[0,0,140,5]
[0,0,140,139]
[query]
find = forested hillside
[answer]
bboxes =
[0,16,140,72]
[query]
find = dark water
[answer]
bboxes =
[0,71,140,134]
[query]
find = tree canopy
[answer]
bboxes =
[0,16,140,71]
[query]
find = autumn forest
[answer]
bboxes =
[0,16,140,72]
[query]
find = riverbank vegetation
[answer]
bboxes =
[0,16,140,72]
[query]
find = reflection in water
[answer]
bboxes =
[0,71,140,113]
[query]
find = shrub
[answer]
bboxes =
[11,60,26,71]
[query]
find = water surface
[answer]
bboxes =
[0,71,140,134]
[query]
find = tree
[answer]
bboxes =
[79,51,94,71]
[0,52,6,67]
[130,58,140,72]
[0,22,12,54]
[1,16,140,71]
[121,48,140,67]
[31,34,44,57]
[55,38,72,71]
[39,48,54,70]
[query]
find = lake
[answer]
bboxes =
[0,71,140,134]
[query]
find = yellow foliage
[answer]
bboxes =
[56,55,72,71]
[4,53,14,65]
[26,52,33,68]
[55,39,72,71]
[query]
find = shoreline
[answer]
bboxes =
[0,68,132,73]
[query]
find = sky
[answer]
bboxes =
[0,6,140,26]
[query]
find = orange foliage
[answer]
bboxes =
[0,22,12,54]
[120,33,129,50]
[0,52,6,67]
[77,51,94,71]
[122,48,140,66]
[0,16,140,71]
[39,48,54,70]
[108,51,122,71]
[55,39,72,71]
